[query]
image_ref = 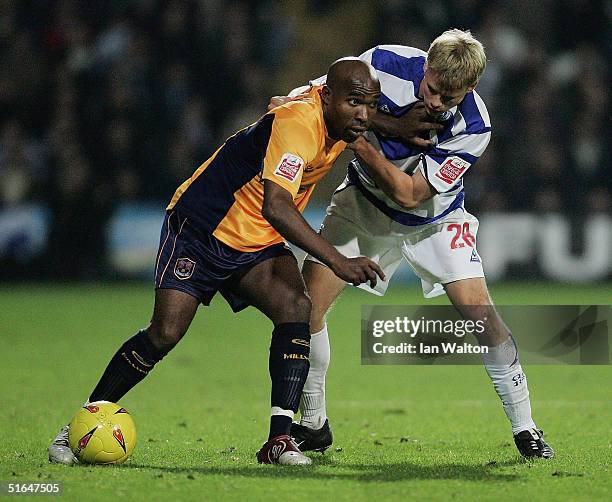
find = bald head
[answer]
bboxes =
[326,57,379,93]
[321,58,380,142]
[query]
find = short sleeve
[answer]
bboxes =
[420,151,477,193]
[262,112,318,198]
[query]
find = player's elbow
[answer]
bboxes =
[391,192,421,210]
[391,183,433,210]
[398,199,421,210]
[261,202,275,223]
[262,180,294,226]
[262,199,283,225]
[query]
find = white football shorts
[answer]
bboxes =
[305,185,485,298]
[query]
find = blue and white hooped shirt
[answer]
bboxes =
[313,45,491,226]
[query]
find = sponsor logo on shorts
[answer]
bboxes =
[434,156,470,184]
[174,257,196,280]
[274,153,304,182]
[292,338,310,348]
[470,249,481,263]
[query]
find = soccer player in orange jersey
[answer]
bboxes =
[49,59,383,466]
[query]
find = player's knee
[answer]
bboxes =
[453,289,490,308]
[460,304,494,323]
[446,278,491,306]
[283,291,312,322]
[146,321,186,351]
[309,304,327,331]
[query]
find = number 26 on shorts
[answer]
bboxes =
[448,222,475,249]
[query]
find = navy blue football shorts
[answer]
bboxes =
[154,210,295,312]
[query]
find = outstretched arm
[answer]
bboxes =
[262,180,385,287]
[348,136,435,210]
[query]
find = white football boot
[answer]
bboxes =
[48,425,78,464]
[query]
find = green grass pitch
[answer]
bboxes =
[1,282,610,501]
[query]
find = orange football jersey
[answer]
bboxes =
[167,86,346,251]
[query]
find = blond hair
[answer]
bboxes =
[426,29,487,90]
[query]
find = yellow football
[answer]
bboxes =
[68,401,136,464]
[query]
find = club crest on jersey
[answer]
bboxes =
[274,153,304,182]
[435,156,470,184]
[174,258,195,280]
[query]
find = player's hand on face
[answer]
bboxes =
[332,256,385,289]
[347,135,368,152]
[347,135,377,156]
[347,136,385,166]
[396,102,444,147]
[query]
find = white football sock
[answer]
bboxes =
[299,324,330,430]
[482,335,537,434]
[271,406,294,419]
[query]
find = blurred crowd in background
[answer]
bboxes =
[1,0,610,279]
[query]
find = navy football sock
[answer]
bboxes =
[268,322,310,439]
[269,415,292,440]
[89,330,167,403]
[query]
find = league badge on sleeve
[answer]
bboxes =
[435,156,471,185]
[274,153,304,182]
